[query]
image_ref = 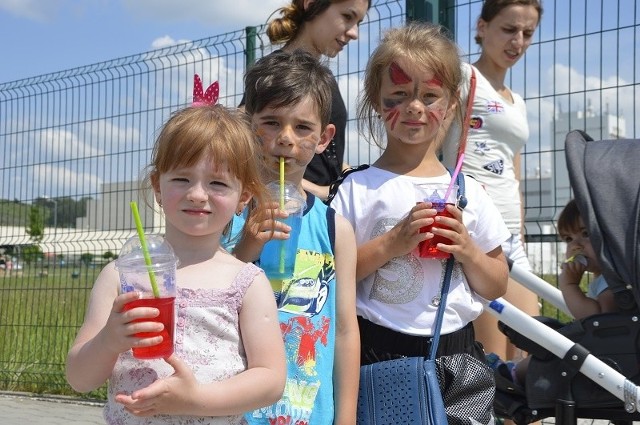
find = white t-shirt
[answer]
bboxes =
[331,166,510,336]
[442,63,529,234]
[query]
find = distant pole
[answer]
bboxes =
[245,26,257,69]
[405,0,455,33]
[43,195,58,239]
[406,0,432,23]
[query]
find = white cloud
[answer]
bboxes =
[0,0,104,22]
[0,0,62,21]
[30,164,102,200]
[122,0,285,29]
[40,128,103,160]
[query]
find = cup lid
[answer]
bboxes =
[266,181,306,211]
[115,234,178,269]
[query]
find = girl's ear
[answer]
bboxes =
[303,0,316,12]
[236,190,253,215]
[239,189,253,206]
[151,172,161,201]
[316,124,336,154]
[447,87,461,118]
[476,19,487,43]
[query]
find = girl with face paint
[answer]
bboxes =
[330,23,510,417]
[441,0,543,368]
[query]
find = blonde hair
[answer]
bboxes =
[143,105,267,236]
[357,22,463,149]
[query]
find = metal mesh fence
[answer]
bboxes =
[0,1,638,417]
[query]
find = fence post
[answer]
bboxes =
[405,0,455,35]
[405,0,432,22]
[245,26,257,69]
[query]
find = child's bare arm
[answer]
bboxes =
[66,264,164,392]
[332,215,360,424]
[559,259,616,319]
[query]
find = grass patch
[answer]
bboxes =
[0,264,106,399]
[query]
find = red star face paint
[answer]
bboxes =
[389,61,412,85]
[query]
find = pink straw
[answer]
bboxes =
[444,153,465,201]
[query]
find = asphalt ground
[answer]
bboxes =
[0,391,630,424]
[0,392,104,424]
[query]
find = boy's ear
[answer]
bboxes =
[316,124,336,154]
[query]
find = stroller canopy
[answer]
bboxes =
[565,130,640,311]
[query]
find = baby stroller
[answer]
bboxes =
[487,130,640,424]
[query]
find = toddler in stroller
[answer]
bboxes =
[488,198,619,390]
[486,130,640,424]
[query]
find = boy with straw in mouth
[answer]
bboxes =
[231,49,360,425]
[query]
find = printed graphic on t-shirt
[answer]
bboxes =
[469,116,483,129]
[368,218,423,304]
[483,159,504,175]
[474,141,490,155]
[274,250,335,317]
[486,100,505,114]
[248,249,334,424]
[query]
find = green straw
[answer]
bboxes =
[130,201,160,298]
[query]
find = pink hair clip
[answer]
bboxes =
[192,74,219,106]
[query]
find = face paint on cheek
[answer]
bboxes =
[389,62,412,85]
[424,78,443,88]
[426,103,447,125]
[254,128,266,144]
[382,98,403,131]
[300,134,320,151]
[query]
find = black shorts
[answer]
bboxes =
[358,316,486,366]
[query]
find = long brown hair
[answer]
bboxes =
[266,0,372,44]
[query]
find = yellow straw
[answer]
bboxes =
[130,201,160,298]
[279,157,286,273]
[279,157,285,209]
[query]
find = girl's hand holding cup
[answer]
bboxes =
[101,291,164,356]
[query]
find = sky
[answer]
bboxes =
[1,0,638,202]
[0,0,283,83]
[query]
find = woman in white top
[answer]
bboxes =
[442,0,543,363]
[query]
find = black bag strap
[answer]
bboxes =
[429,170,465,361]
[325,164,370,205]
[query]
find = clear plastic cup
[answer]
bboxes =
[259,182,305,279]
[115,235,178,359]
[414,183,458,259]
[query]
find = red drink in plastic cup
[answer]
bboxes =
[116,234,178,360]
[417,203,454,259]
[414,182,458,260]
[123,296,175,359]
